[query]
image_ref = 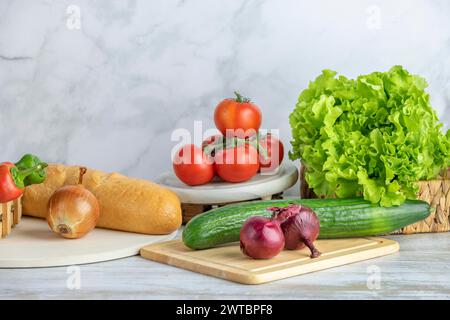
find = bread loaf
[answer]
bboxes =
[22,164,182,235]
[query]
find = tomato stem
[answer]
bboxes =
[234,91,251,103]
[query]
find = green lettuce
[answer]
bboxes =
[289,66,450,206]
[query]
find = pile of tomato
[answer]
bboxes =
[172,92,284,186]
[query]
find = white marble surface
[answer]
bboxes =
[0,0,449,196]
[1,232,449,299]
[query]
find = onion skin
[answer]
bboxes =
[47,185,100,239]
[240,216,285,259]
[270,205,321,258]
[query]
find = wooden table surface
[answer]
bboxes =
[1,232,449,300]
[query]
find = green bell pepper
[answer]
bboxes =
[14,154,47,186]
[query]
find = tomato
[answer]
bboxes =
[259,134,284,170]
[214,92,262,138]
[214,144,259,183]
[173,144,215,186]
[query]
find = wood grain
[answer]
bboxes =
[1,201,12,238]
[13,196,22,225]
[140,238,399,284]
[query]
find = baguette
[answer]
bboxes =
[22,164,182,235]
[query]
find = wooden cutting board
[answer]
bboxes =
[140,237,399,284]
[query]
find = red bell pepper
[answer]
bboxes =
[0,162,48,203]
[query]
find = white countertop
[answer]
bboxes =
[1,231,449,300]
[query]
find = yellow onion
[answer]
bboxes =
[47,167,100,239]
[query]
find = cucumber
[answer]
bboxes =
[182,198,431,249]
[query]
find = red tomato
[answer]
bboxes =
[173,144,215,186]
[259,134,284,170]
[214,144,259,183]
[214,92,262,138]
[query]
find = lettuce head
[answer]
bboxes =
[289,66,450,206]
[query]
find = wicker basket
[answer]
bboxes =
[299,165,450,234]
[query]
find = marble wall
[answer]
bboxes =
[0,0,449,193]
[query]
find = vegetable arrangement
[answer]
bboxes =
[240,205,321,259]
[0,154,102,240]
[290,66,450,206]
[173,92,285,186]
[182,198,431,250]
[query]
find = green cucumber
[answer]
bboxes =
[182,198,431,249]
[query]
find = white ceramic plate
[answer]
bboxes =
[157,162,299,204]
[0,217,177,268]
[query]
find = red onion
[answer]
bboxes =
[270,205,321,258]
[240,216,285,259]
